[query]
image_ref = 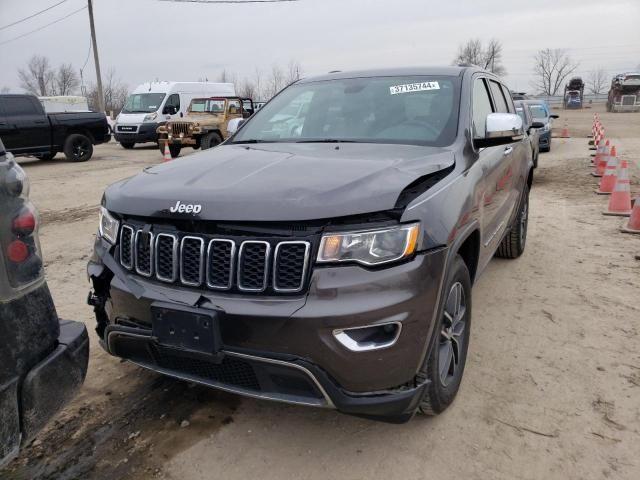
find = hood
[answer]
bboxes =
[116,112,150,124]
[104,143,455,222]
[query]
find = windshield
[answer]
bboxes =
[122,93,166,113]
[529,105,547,119]
[232,76,460,147]
[190,98,226,113]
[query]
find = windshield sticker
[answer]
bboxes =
[389,81,440,95]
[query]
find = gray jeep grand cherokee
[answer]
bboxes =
[88,66,532,423]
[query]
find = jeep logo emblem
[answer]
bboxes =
[169,201,202,214]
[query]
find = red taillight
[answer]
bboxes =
[12,210,36,235]
[7,240,29,263]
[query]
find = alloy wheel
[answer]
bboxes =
[439,282,467,387]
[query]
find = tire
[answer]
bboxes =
[63,134,93,162]
[169,145,181,158]
[200,132,222,150]
[120,142,135,149]
[533,150,538,169]
[419,254,472,415]
[496,185,529,259]
[35,153,55,161]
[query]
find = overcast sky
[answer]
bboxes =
[1,0,639,97]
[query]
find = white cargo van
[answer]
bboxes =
[114,82,236,149]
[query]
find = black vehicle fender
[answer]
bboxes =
[200,127,222,137]
[413,219,480,379]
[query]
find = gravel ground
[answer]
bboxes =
[2,104,639,480]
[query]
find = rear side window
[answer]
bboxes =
[489,80,509,113]
[501,84,516,113]
[1,97,40,116]
[472,78,494,138]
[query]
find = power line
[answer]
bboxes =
[0,0,68,31]
[0,6,87,47]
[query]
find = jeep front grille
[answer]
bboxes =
[170,122,192,136]
[118,225,311,294]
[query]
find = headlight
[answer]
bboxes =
[167,125,173,132]
[98,207,119,245]
[144,112,158,122]
[317,223,419,266]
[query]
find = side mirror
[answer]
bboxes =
[550,114,559,119]
[163,105,177,115]
[531,121,545,129]
[227,118,246,135]
[475,113,523,148]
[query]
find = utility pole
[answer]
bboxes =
[87,0,104,113]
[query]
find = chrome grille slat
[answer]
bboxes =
[118,225,310,293]
[206,239,236,290]
[180,236,205,286]
[155,233,178,282]
[273,241,310,293]
[237,241,270,292]
[120,225,134,269]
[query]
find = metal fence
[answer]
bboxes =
[529,94,608,106]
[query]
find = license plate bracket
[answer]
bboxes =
[151,302,221,356]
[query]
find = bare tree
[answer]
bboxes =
[265,64,286,99]
[286,60,303,84]
[531,48,579,95]
[87,68,128,114]
[587,68,608,95]
[54,63,80,96]
[453,38,506,75]
[18,55,55,96]
[0,86,10,94]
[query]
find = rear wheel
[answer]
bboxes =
[120,142,135,149]
[496,185,529,259]
[419,255,472,415]
[63,134,93,162]
[201,132,222,150]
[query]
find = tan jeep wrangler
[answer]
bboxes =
[157,97,254,158]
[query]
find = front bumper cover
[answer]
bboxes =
[88,237,446,421]
[114,122,161,143]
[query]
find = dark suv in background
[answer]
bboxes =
[88,66,532,423]
[0,140,89,466]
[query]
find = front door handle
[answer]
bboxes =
[503,146,513,156]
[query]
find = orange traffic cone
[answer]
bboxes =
[560,121,570,138]
[593,141,611,177]
[621,196,640,234]
[603,161,632,216]
[596,156,621,194]
[163,141,172,162]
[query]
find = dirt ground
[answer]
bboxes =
[2,104,639,480]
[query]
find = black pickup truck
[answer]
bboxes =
[0,94,110,162]
[0,139,89,467]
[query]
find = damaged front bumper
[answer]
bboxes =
[88,236,446,422]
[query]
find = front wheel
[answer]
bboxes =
[63,134,93,162]
[200,132,222,150]
[419,255,472,415]
[496,185,529,259]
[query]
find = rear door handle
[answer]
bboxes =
[503,146,513,155]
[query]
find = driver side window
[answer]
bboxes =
[163,94,180,114]
[472,78,494,139]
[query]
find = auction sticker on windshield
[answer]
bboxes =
[389,81,440,95]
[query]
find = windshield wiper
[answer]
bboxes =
[295,139,359,143]
[232,139,278,144]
